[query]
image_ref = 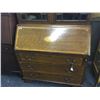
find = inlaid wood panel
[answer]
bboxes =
[15,24,91,55]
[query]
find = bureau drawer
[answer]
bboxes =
[22,71,82,85]
[20,61,84,76]
[16,52,83,65]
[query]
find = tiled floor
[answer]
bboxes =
[1,63,99,87]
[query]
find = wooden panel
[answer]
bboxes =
[1,13,19,74]
[15,49,86,85]
[21,62,84,75]
[1,14,11,44]
[1,44,13,53]
[1,13,17,45]
[15,24,91,55]
[1,44,20,74]
[16,51,83,65]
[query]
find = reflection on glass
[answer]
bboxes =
[44,28,67,42]
[56,13,88,20]
[21,13,47,21]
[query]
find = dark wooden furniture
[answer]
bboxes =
[15,24,91,86]
[17,13,89,24]
[93,41,100,85]
[17,13,54,24]
[1,13,90,75]
[1,13,17,45]
[1,13,20,74]
[54,13,89,24]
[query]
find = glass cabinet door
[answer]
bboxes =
[56,13,89,21]
[17,13,89,24]
[17,13,48,23]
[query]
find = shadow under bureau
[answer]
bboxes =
[15,24,91,86]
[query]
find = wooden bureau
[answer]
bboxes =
[15,24,91,86]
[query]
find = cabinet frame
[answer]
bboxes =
[17,13,90,25]
[17,13,55,24]
[53,13,90,25]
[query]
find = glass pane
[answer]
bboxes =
[79,13,88,20]
[20,13,47,21]
[72,13,80,19]
[56,13,63,20]
[42,13,48,20]
[56,13,88,21]
[63,13,74,20]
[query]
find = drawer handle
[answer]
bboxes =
[67,63,76,72]
[69,66,74,72]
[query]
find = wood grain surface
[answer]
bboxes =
[15,24,91,55]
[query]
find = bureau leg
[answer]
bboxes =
[23,79,33,83]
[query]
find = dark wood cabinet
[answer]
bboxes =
[17,13,89,24]
[17,13,54,24]
[54,13,89,24]
[1,44,20,74]
[1,13,17,45]
[55,13,89,21]
[1,13,20,74]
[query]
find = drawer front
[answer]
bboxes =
[16,51,83,65]
[19,61,84,76]
[22,71,82,85]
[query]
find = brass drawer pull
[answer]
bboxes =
[66,63,77,72]
[69,66,74,72]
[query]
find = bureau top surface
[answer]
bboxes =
[15,24,91,55]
